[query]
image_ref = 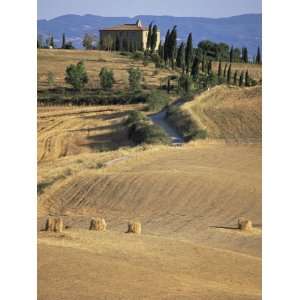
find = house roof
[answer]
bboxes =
[100,24,148,31]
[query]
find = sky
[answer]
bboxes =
[38,0,261,20]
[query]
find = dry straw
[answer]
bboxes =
[238,218,253,231]
[45,216,63,233]
[127,221,141,234]
[89,218,107,231]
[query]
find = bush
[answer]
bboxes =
[65,61,88,90]
[131,51,144,60]
[128,67,142,91]
[145,90,169,111]
[125,111,170,145]
[178,74,193,94]
[99,67,115,90]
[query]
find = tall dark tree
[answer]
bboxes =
[150,25,158,52]
[229,46,233,63]
[233,70,238,85]
[158,41,164,60]
[146,22,153,50]
[185,33,193,73]
[223,64,228,78]
[239,71,244,86]
[256,47,261,64]
[115,36,120,51]
[49,35,55,48]
[242,47,248,63]
[163,30,170,65]
[217,61,222,78]
[227,64,232,84]
[207,60,212,74]
[191,56,200,80]
[61,33,66,49]
[201,58,205,73]
[245,70,250,86]
[176,42,185,70]
[169,26,177,69]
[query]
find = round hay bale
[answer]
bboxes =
[54,217,64,233]
[45,216,63,232]
[45,217,55,232]
[238,218,253,231]
[127,222,141,234]
[89,218,107,232]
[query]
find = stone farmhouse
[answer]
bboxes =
[99,20,160,51]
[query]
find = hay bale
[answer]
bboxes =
[45,216,63,233]
[89,218,107,232]
[238,218,253,231]
[127,222,141,234]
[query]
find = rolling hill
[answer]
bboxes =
[37,13,262,56]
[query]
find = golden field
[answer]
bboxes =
[38,49,262,300]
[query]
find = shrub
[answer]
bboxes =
[178,74,193,94]
[128,67,142,91]
[131,51,144,60]
[65,61,88,90]
[125,111,170,145]
[99,67,115,90]
[145,90,169,111]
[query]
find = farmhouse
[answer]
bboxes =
[99,20,160,51]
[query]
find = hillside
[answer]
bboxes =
[170,85,262,142]
[37,13,262,55]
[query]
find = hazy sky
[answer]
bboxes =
[38,0,261,20]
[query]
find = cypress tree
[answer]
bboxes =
[61,33,66,49]
[49,35,55,48]
[115,36,120,51]
[227,64,232,84]
[176,42,185,69]
[158,41,164,60]
[218,61,222,77]
[185,33,193,73]
[233,70,238,85]
[191,56,200,80]
[229,46,233,63]
[223,64,228,78]
[201,58,205,73]
[146,22,153,50]
[207,60,212,74]
[239,71,244,86]
[256,47,261,64]
[169,26,177,69]
[164,30,170,65]
[245,70,250,86]
[150,25,158,52]
[242,47,248,63]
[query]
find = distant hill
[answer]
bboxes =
[37,14,261,56]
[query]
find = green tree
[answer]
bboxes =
[169,26,177,69]
[191,56,200,80]
[223,64,228,78]
[227,64,232,84]
[178,74,193,94]
[158,41,164,61]
[207,60,212,74]
[49,35,55,48]
[185,33,193,73]
[176,42,185,70]
[242,47,248,63]
[239,71,244,86]
[115,36,120,51]
[163,30,170,65]
[99,67,115,90]
[245,70,250,86]
[217,61,222,78]
[65,61,89,90]
[128,67,142,91]
[256,47,261,64]
[82,33,94,50]
[146,22,153,50]
[61,33,66,49]
[201,58,205,73]
[150,25,158,52]
[229,46,233,63]
[233,70,238,85]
